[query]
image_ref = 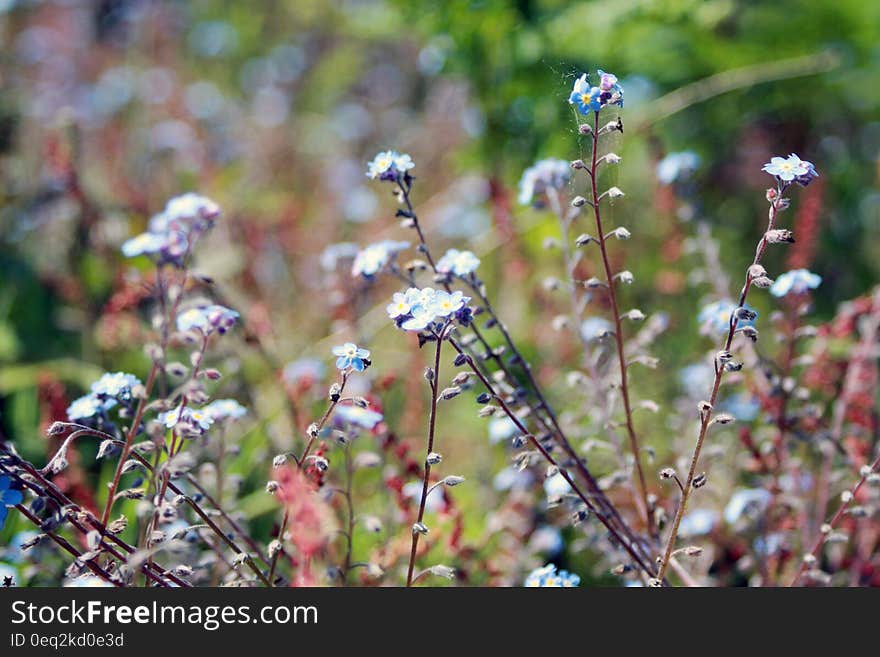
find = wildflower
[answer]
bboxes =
[334,405,384,430]
[162,193,221,230]
[488,416,517,444]
[66,394,117,421]
[0,476,24,530]
[351,240,410,278]
[63,576,115,588]
[436,249,480,277]
[400,304,437,332]
[332,343,370,372]
[656,151,700,185]
[386,292,412,319]
[762,154,819,186]
[719,393,761,422]
[568,74,602,114]
[528,526,564,556]
[543,472,572,498]
[366,150,415,181]
[158,405,214,435]
[121,232,168,258]
[176,304,239,335]
[122,193,220,263]
[91,372,142,403]
[518,159,571,206]
[769,269,822,297]
[678,509,719,538]
[524,563,580,587]
[431,290,469,317]
[580,317,612,342]
[697,300,758,334]
[723,488,772,525]
[204,399,247,421]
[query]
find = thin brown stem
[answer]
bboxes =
[657,183,787,583]
[406,332,444,586]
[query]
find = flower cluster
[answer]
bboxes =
[0,476,24,530]
[158,404,214,436]
[332,343,371,372]
[351,240,410,279]
[524,563,580,587]
[698,300,758,334]
[436,249,480,277]
[770,269,822,298]
[568,70,624,115]
[762,154,819,187]
[176,304,240,336]
[204,399,248,421]
[66,371,143,421]
[387,287,471,332]
[366,150,415,181]
[518,158,571,206]
[121,193,220,263]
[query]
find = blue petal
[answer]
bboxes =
[335,356,350,370]
[351,359,365,372]
[0,476,8,492]
[2,489,22,506]
[0,507,7,528]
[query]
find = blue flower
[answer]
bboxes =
[430,290,469,317]
[158,405,214,435]
[335,405,384,430]
[770,269,822,297]
[121,232,168,258]
[580,317,612,342]
[762,153,819,186]
[0,476,24,530]
[351,240,410,279]
[366,150,415,181]
[569,74,602,114]
[91,372,142,402]
[724,488,771,525]
[678,509,718,538]
[386,292,412,319]
[518,158,571,206]
[176,304,240,335]
[698,300,758,334]
[332,343,370,371]
[121,193,219,263]
[488,416,517,444]
[436,249,480,277]
[543,472,572,498]
[524,563,580,587]
[204,399,247,421]
[719,392,761,422]
[656,151,700,185]
[66,394,117,420]
[391,287,471,331]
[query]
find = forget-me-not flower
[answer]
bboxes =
[524,563,580,587]
[770,269,822,297]
[436,249,480,277]
[332,343,370,371]
[176,304,240,335]
[335,405,384,430]
[0,476,24,530]
[518,159,571,207]
[762,153,819,187]
[656,151,700,185]
[351,240,410,279]
[366,150,415,181]
[698,300,758,334]
[204,399,247,421]
[91,372,142,403]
